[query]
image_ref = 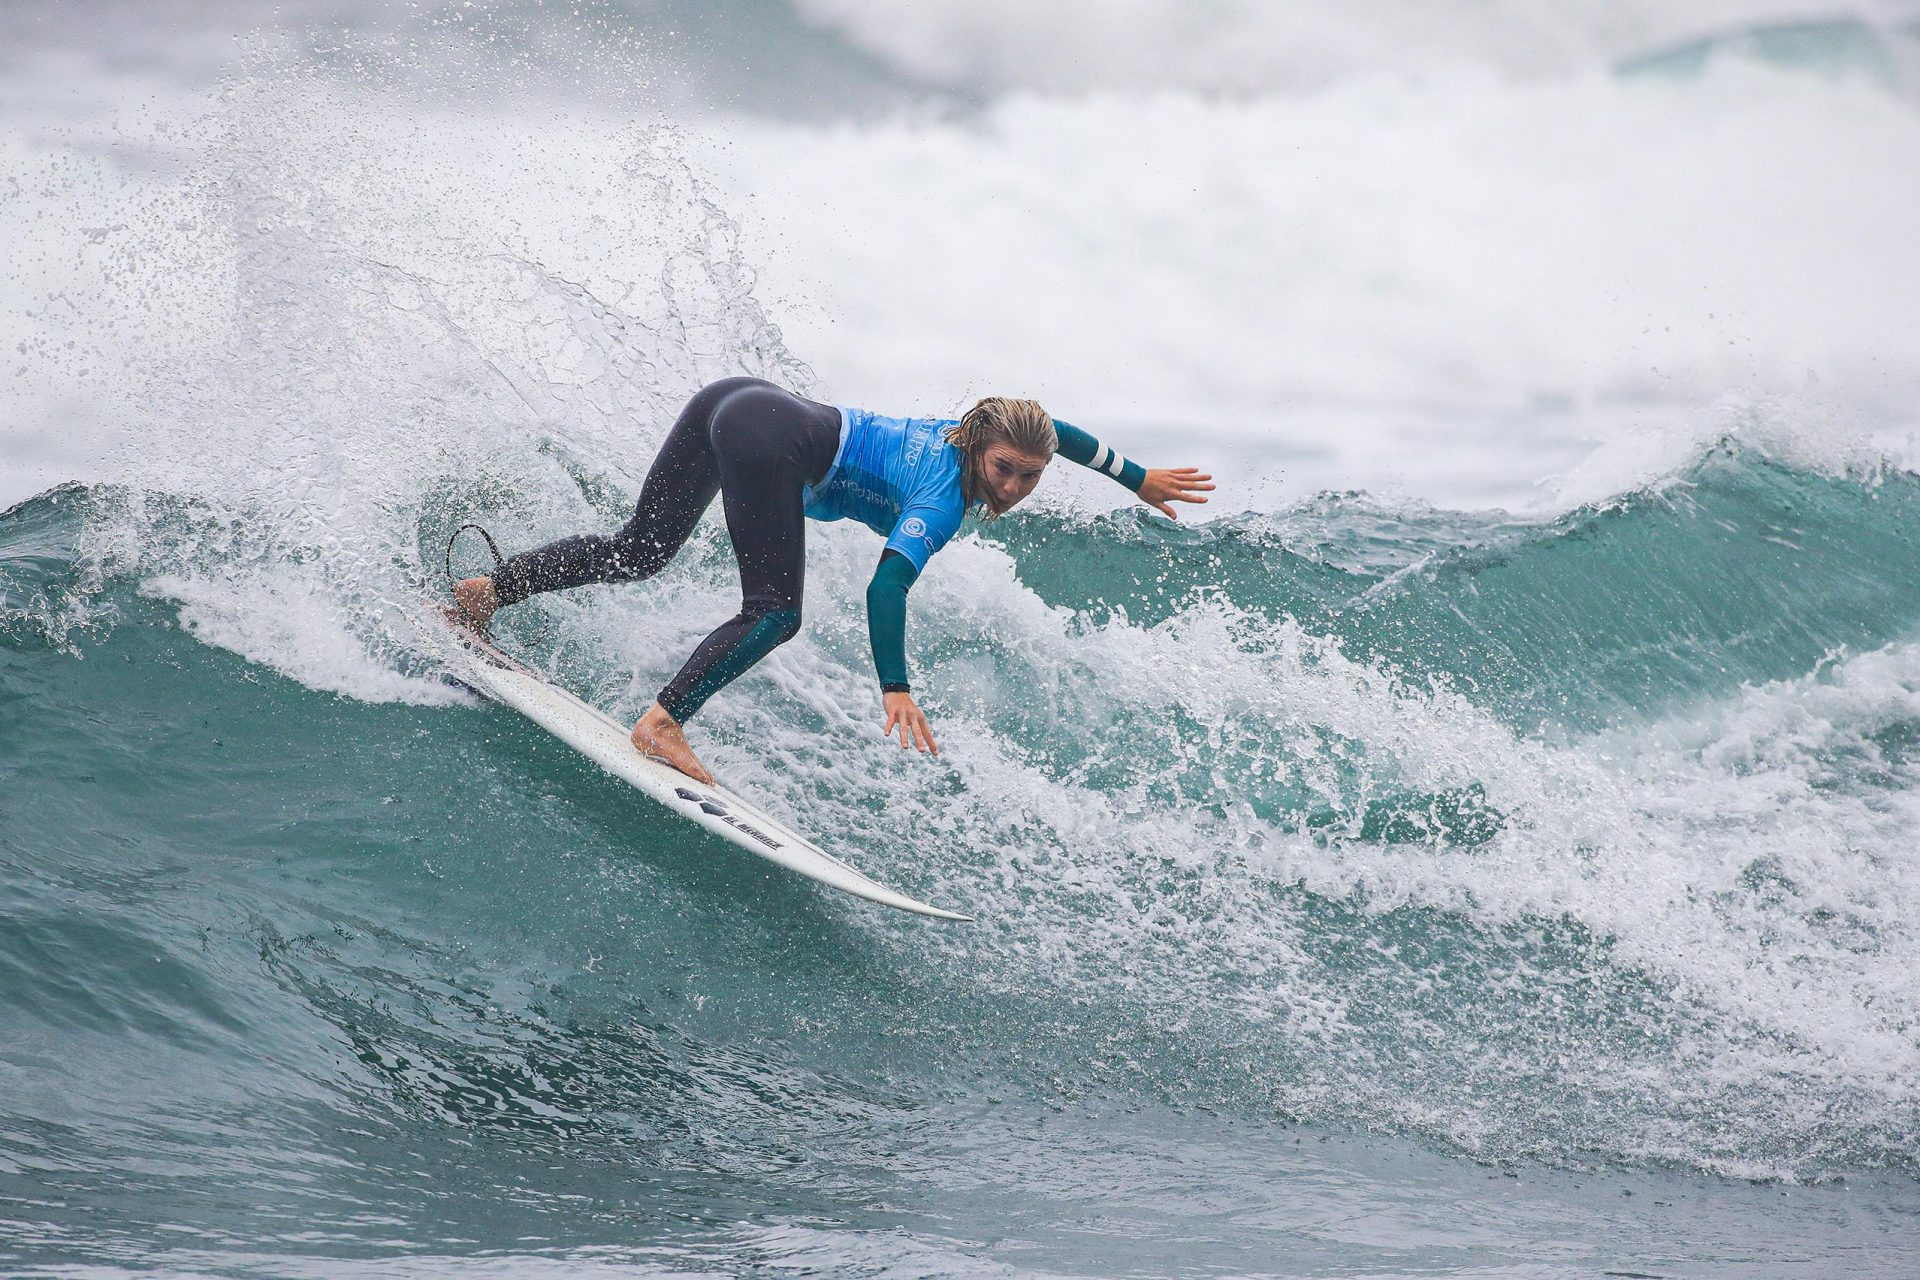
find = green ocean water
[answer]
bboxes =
[5,445,1920,1276]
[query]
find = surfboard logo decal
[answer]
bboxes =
[674,787,785,851]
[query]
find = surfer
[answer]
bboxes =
[452,377,1211,784]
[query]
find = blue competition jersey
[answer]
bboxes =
[803,408,966,572]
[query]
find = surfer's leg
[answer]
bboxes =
[486,378,774,609]
[652,385,835,726]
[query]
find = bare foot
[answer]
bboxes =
[452,576,499,631]
[630,702,715,785]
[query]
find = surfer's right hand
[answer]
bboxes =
[882,691,939,757]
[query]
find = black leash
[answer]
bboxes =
[443,522,504,594]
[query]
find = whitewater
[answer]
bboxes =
[5,2,1920,1276]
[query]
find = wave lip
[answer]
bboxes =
[997,440,1920,733]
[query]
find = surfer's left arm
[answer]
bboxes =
[1051,419,1214,519]
[867,550,938,757]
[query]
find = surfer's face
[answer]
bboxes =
[978,445,1050,514]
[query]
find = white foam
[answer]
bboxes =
[697,67,1920,509]
[143,570,464,706]
[793,0,1920,92]
[11,36,1920,513]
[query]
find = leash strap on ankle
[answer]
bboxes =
[444,523,505,593]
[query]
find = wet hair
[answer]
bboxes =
[946,397,1057,516]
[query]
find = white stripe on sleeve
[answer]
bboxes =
[1090,442,1111,471]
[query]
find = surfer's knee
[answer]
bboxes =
[749,605,802,646]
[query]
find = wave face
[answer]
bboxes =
[8,436,1920,1272]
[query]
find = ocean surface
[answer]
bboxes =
[5,2,1920,1276]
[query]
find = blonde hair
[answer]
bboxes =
[946,397,1057,516]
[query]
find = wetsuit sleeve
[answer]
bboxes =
[882,501,961,572]
[866,550,920,693]
[1052,419,1147,493]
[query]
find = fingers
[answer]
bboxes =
[882,702,939,755]
[902,709,933,754]
[1173,472,1215,502]
[1142,469,1215,515]
[887,707,914,752]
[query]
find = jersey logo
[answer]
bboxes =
[902,424,929,466]
[901,516,928,540]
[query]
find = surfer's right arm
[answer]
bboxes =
[867,549,938,756]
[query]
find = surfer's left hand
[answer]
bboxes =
[1138,467,1214,520]
[882,691,939,757]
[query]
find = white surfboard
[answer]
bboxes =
[428,606,971,922]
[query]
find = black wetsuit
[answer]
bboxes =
[491,377,840,723]
[489,378,1147,724]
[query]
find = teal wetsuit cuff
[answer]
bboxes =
[867,551,919,692]
[1053,418,1146,493]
